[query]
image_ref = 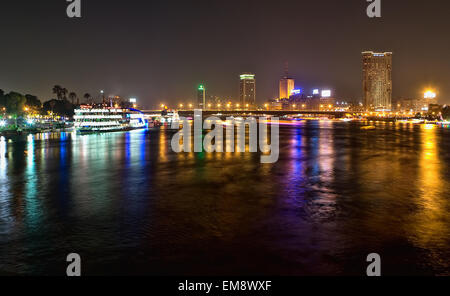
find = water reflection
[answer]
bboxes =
[409,125,449,272]
[0,123,449,275]
[0,136,12,236]
[25,134,41,231]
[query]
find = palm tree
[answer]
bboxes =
[69,92,77,105]
[83,93,91,104]
[52,85,62,100]
[61,88,68,101]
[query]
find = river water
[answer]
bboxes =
[0,120,449,275]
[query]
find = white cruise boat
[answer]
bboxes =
[74,107,146,133]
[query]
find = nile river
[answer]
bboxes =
[0,121,449,275]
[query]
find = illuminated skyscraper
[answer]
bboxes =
[197,84,206,108]
[362,51,393,111]
[239,73,256,107]
[279,64,295,99]
[279,77,295,99]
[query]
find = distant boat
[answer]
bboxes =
[74,107,146,133]
[160,110,181,130]
[361,125,376,130]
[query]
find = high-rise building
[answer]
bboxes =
[197,84,206,108]
[239,73,256,107]
[279,77,295,99]
[362,51,393,111]
[279,64,295,100]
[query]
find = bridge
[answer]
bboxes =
[141,110,350,118]
[140,109,420,122]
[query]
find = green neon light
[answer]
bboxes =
[240,74,255,80]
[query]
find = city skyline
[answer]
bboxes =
[0,0,449,107]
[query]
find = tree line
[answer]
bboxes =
[0,90,41,115]
[442,106,450,121]
[51,85,92,105]
[0,85,94,117]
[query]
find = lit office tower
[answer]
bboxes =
[362,51,393,111]
[279,72,295,99]
[197,84,206,108]
[239,73,256,107]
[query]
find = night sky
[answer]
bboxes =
[0,0,449,108]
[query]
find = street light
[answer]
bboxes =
[424,90,437,99]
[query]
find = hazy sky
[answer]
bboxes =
[0,0,449,108]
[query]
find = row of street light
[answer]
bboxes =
[159,102,341,111]
[161,103,253,110]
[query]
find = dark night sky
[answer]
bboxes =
[0,0,449,108]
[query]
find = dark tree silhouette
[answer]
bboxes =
[83,93,91,103]
[52,85,63,100]
[69,92,77,105]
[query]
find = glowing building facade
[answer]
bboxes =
[362,51,393,111]
[279,77,295,99]
[197,84,206,109]
[239,73,256,107]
